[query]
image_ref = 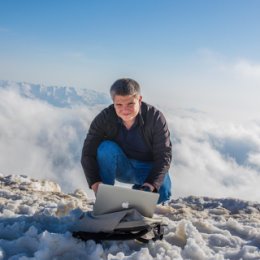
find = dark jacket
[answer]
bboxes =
[81,102,172,191]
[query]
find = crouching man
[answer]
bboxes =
[81,78,172,203]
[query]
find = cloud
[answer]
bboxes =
[233,60,260,79]
[166,49,260,122]
[1,87,260,202]
[247,152,260,170]
[165,109,260,202]
[0,88,100,197]
[198,48,260,80]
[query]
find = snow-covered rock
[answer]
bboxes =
[0,174,260,260]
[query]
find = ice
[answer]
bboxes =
[1,174,260,259]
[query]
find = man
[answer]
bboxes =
[81,78,172,203]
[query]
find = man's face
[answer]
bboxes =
[113,94,142,124]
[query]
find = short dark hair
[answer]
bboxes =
[110,78,141,99]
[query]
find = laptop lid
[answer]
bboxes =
[93,184,159,218]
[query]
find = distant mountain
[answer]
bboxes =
[0,80,110,108]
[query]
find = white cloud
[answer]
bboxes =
[198,48,260,81]
[166,49,260,122]
[0,88,97,196]
[233,60,260,79]
[247,153,260,169]
[166,109,260,202]
[1,87,260,202]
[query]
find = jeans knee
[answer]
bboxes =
[97,141,121,161]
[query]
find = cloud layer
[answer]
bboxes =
[0,88,100,197]
[1,88,260,202]
[166,108,260,201]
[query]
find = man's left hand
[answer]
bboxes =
[141,183,155,192]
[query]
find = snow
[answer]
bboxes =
[0,174,259,259]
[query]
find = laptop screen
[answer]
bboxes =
[93,184,159,218]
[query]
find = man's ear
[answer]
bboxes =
[139,95,142,103]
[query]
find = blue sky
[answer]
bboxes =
[1,0,260,121]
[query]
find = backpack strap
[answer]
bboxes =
[72,223,165,243]
[72,226,152,243]
[135,224,164,243]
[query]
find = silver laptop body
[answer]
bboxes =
[93,184,159,218]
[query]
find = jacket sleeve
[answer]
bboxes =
[81,110,108,188]
[144,110,172,191]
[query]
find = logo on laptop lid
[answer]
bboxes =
[122,201,130,209]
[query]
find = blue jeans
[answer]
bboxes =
[97,141,172,204]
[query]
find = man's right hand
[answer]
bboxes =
[91,181,102,194]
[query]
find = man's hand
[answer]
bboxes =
[91,181,102,194]
[133,183,155,192]
[142,182,155,192]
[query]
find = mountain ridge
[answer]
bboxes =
[0,80,110,108]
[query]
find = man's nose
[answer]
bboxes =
[121,106,129,111]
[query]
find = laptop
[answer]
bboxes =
[93,184,159,218]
